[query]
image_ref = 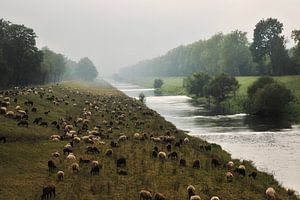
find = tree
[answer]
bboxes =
[291,30,300,66]
[205,74,239,104]
[247,76,275,99]
[183,72,211,97]
[250,18,289,75]
[153,78,163,89]
[220,30,254,75]
[76,57,98,81]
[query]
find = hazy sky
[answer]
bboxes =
[1,0,300,75]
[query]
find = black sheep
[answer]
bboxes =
[48,160,56,172]
[193,160,200,169]
[41,184,55,200]
[116,158,126,168]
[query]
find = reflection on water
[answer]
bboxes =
[108,80,300,194]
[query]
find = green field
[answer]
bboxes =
[0,81,298,199]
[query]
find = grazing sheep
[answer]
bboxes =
[187,185,196,199]
[41,184,55,200]
[91,160,99,167]
[153,146,159,152]
[110,141,118,147]
[50,135,61,140]
[193,160,200,169]
[151,137,161,143]
[0,107,7,114]
[17,120,29,127]
[211,157,221,168]
[5,111,14,118]
[248,171,257,179]
[265,187,276,199]
[158,152,167,162]
[105,149,113,157]
[133,132,140,140]
[184,137,189,143]
[90,165,100,175]
[48,160,56,172]
[168,151,178,160]
[71,163,80,173]
[234,165,246,177]
[86,146,100,154]
[153,192,166,200]
[52,151,60,158]
[40,121,48,128]
[57,171,64,181]
[210,196,220,200]
[227,161,234,169]
[79,158,91,164]
[225,172,234,182]
[190,195,201,200]
[139,189,152,200]
[116,158,126,168]
[63,147,72,155]
[179,158,186,166]
[118,135,128,142]
[66,153,76,162]
[152,150,158,158]
[166,144,171,152]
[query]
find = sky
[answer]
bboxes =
[1,0,300,76]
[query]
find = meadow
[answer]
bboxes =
[0,81,298,200]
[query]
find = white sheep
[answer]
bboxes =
[225,172,234,182]
[227,161,234,169]
[210,196,220,200]
[151,137,161,143]
[118,135,128,142]
[133,133,140,139]
[190,195,201,200]
[184,137,190,143]
[17,110,26,115]
[71,162,80,173]
[0,107,7,114]
[15,105,21,110]
[158,152,167,161]
[57,171,64,181]
[66,153,76,162]
[265,187,276,199]
[187,185,196,198]
[5,111,14,118]
[52,151,60,157]
[92,160,99,167]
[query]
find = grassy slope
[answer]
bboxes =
[0,81,298,200]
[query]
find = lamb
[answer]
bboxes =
[41,184,55,200]
[190,195,201,200]
[139,189,152,200]
[265,187,276,199]
[66,153,76,162]
[153,192,166,200]
[158,152,167,162]
[225,172,234,182]
[71,162,80,173]
[57,171,64,181]
[210,197,220,200]
[187,185,196,199]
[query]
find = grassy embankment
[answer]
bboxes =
[0,81,298,200]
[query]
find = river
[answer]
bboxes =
[108,80,300,194]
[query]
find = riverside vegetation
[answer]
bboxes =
[0,81,298,200]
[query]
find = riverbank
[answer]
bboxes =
[0,81,298,199]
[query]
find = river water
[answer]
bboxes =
[108,80,300,194]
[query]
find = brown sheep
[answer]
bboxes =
[139,189,152,200]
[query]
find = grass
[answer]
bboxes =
[0,80,298,199]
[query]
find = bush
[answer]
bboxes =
[183,73,211,97]
[153,78,163,89]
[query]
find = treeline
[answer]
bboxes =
[119,18,300,77]
[0,19,98,89]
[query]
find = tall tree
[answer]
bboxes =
[250,18,286,75]
[291,30,300,65]
[76,57,99,81]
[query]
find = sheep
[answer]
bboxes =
[17,120,29,127]
[5,111,14,118]
[79,158,91,164]
[0,107,7,114]
[190,195,201,200]
[151,137,161,143]
[227,161,234,169]
[91,160,99,167]
[71,163,80,173]
[117,169,128,175]
[90,165,101,175]
[193,160,200,169]
[210,196,220,200]
[234,165,246,177]
[41,184,55,200]
[211,157,221,168]
[184,137,190,143]
[52,151,60,158]
[86,146,100,154]
[265,187,276,199]
[168,151,178,160]
[50,135,61,140]
[249,171,257,179]
[139,189,152,200]
[153,192,166,200]
[105,149,113,157]
[0,136,6,143]
[133,132,140,140]
[187,185,196,199]
[116,157,126,168]
[118,135,128,142]
[57,171,64,181]
[151,150,158,158]
[17,110,26,115]
[179,158,186,166]
[66,153,76,162]
[225,172,234,182]
[158,152,167,162]
[48,160,56,172]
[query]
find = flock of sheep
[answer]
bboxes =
[0,83,291,200]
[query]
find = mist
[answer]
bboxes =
[1,0,300,76]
